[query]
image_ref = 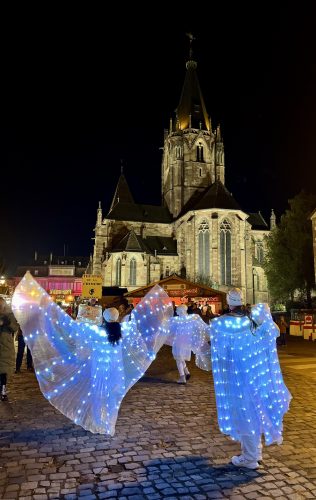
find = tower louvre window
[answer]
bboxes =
[197,143,204,162]
[175,145,182,159]
[198,220,210,277]
[220,219,232,285]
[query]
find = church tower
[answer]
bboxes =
[162,37,225,218]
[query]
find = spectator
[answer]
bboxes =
[0,297,18,401]
[15,325,34,373]
[277,315,288,346]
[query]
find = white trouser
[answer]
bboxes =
[175,359,189,377]
[241,434,262,462]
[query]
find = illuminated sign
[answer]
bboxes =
[82,274,102,299]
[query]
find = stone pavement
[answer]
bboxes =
[1,338,316,500]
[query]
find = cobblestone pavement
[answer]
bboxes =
[1,337,316,499]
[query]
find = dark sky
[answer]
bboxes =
[1,5,316,273]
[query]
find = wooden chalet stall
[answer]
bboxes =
[125,274,226,314]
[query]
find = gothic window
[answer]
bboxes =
[166,266,170,277]
[199,168,202,177]
[198,220,210,277]
[175,145,182,159]
[196,143,204,162]
[115,258,121,286]
[256,242,264,263]
[130,258,136,286]
[220,219,232,285]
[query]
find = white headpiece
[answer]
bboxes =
[103,307,119,322]
[176,304,188,317]
[227,288,243,306]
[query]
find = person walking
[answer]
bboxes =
[209,288,292,469]
[167,304,211,384]
[15,325,34,373]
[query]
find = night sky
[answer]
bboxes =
[1,6,316,274]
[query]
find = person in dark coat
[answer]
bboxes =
[0,298,18,401]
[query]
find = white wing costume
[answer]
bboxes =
[166,314,211,371]
[210,303,292,445]
[12,272,173,435]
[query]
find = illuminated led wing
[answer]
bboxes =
[167,314,211,371]
[131,284,173,354]
[210,313,292,445]
[12,273,174,436]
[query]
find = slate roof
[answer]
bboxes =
[176,59,210,131]
[112,230,177,256]
[247,212,269,229]
[180,180,242,215]
[109,174,135,211]
[107,202,173,223]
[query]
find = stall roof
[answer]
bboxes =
[125,274,226,300]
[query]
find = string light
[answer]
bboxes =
[209,303,292,445]
[12,272,173,435]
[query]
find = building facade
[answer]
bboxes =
[15,254,89,303]
[91,53,273,304]
[311,209,316,284]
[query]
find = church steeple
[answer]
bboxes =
[175,34,210,131]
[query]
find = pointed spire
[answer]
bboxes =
[109,172,135,212]
[97,201,102,226]
[175,35,210,131]
[270,209,276,230]
[216,124,222,141]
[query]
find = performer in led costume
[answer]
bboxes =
[210,288,292,469]
[166,304,211,384]
[12,272,173,435]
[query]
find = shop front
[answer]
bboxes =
[125,274,226,314]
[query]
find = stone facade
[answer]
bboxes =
[311,209,316,284]
[91,54,272,304]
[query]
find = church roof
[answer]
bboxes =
[247,212,269,229]
[180,180,242,215]
[112,230,148,253]
[176,58,210,131]
[107,202,173,223]
[109,173,135,211]
[112,231,177,256]
[144,236,177,255]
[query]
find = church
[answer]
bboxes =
[91,50,274,304]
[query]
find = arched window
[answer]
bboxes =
[256,242,264,263]
[115,258,121,286]
[220,219,232,285]
[130,258,136,285]
[166,266,170,277]
[196,143,204,162]
[198,220,210,277]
